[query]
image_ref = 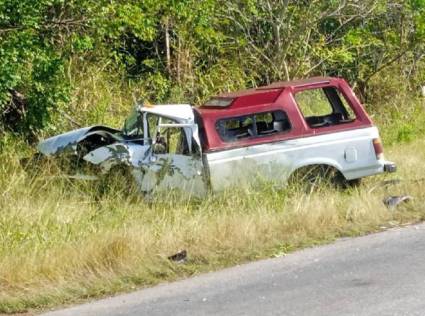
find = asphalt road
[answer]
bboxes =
[43,223,425,316]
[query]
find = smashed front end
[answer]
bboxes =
[36,104,207,196]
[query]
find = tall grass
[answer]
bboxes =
[0,133,424,313]
[367,91,425,145]
[1,66,425,312]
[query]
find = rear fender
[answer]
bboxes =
[290,158,345,179]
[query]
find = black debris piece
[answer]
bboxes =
[383,195,413,209]
[168,250,187,263]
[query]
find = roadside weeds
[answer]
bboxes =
[0,138,424,314]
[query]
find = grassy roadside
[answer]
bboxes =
[0,131,424,313]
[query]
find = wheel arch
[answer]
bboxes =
[288,158,347,181]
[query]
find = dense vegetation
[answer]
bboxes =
[0,0,424,136]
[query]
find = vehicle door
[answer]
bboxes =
[137,116,207,197]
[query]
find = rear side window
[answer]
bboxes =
[295,87,356,128]
[216,110,291,142]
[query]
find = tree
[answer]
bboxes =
[224,0,425,100]
[0,0,98,135]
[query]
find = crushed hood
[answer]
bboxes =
[37,104,199,157]
[37,125,121,156]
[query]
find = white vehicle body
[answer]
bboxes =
[205,126,389,190]
[36,77,396,197]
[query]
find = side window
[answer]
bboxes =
[217,110,291,142]
[219,116,254,141]
[169,128,188,154]
[295,87,356,128]
[334,89,356,119]
[152,118,190,155]
[295,89,332,117]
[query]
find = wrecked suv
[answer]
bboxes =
[37,77,396,196]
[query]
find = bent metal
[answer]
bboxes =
[37,77,396,197]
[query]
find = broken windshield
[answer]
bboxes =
[123,108,143,137]
[121,108,196,152]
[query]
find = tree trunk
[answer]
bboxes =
[164,17,171,75]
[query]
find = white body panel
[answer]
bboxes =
[205,126,386,191]
[133,154,207,197]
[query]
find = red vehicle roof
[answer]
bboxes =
[195,77,373,152]
[258,76,333,89]
[222,76,333,95]
[199,76,334,111]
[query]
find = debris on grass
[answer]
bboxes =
[383,195,413,209]
[168,250,188,263]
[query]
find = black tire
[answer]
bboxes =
[347,178,362,188]
[288,165,346,192]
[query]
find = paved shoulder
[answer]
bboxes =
[43,223,425,316]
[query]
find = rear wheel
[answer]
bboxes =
[347,178,362,188]
[288,165,346,192]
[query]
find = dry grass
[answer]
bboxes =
[0,136,424,313]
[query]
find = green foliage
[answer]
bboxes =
[0,0,424,135]
[0,0,89,134]
[397,124,415,142]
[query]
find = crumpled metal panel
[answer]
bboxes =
[133,154,207,197]
[36,104,207,197]
[37,125,122,156]
[83,143,150,172]
[37,127,93,156]
[140,104,194,121]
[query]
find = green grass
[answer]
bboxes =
[370,97,425,145]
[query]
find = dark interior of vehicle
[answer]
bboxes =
[217,110,291,142]
[305,112,354,128]
[256,111,291,135]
